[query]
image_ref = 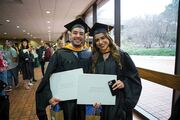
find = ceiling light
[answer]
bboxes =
[47,21,51,24]
[27,33,30,35]
[23,30,26,32]
[6,20,10,22]
[48,26,51,29]
[4,32,7,35]
[46,11,51,14]
[17,26,20,28]
[48,30,51,33]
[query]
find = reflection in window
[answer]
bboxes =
[97,0,114,25]
[97,0,114,40]
[85,7,93,28]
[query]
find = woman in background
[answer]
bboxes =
[19,39,33,90]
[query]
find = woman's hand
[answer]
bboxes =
[49,97,60,106]
[112,80,124,90]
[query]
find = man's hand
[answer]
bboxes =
[49,97,60,106]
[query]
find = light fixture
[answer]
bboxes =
[17,26,20,28]
[27,33,30,35]
[6,20,10,22]
[46,11,51,14]
[48,26,51,29]
[23,30,26,32]
[47,21,51,23]
[48,30,51,33]
[4,32,7,35]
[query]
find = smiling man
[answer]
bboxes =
[36,18,91,120]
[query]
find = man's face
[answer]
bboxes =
[70,27,85,47]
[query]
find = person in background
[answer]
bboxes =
[36,42,45,76]
[19,39,33,90]
[4,40,18,91]
[57,40,65,49]
[36,18,91,120]
[90,23,142,120]
[43,43,52,73]
[29,45,37,82]
[0,50,9,120]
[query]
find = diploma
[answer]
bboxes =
[77,74,117,105]
[50,68,83,101]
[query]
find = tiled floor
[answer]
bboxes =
[7,67,142,120]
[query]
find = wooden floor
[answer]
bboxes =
[7,67,143,120]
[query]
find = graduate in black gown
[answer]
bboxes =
[90,23,142,120]
[35,18,91,120]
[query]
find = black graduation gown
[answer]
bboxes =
[19,49,33,80]
[95,51,142,120]
[35,48,91,120]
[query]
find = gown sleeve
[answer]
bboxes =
[36,50,59,111]
[120,52,142,110]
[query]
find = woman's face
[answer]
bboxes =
[94,33,110,53]
[23,41,27,47]
[70,27,85,47]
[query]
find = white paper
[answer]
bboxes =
[50,68,83,101]
[77,74,117,105]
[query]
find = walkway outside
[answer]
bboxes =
[132,56,175,120]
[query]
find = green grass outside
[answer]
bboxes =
[122,47,176,56]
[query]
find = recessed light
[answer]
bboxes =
[46,11,51,14]
[6,20,10,22]
[17,26,20,28]
[47,21,51,23]
[4,32,7,35]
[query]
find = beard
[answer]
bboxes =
[71,40,83,48]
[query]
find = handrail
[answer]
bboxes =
[137,67,180,90]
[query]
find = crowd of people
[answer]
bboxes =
[1,18,142,120]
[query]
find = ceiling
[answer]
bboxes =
[0,0,95,42]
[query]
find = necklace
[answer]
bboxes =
[103,52,110,60]
[102,51,110,54]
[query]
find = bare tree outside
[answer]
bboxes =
[122,0,178,50]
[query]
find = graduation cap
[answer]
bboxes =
[90,23,113,36]
[64,18,90,33]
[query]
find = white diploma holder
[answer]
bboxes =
[50,68,83,101]
[77,74,117,105]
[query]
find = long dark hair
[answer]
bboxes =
[20,41,29,49]
[92,32,122,73]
